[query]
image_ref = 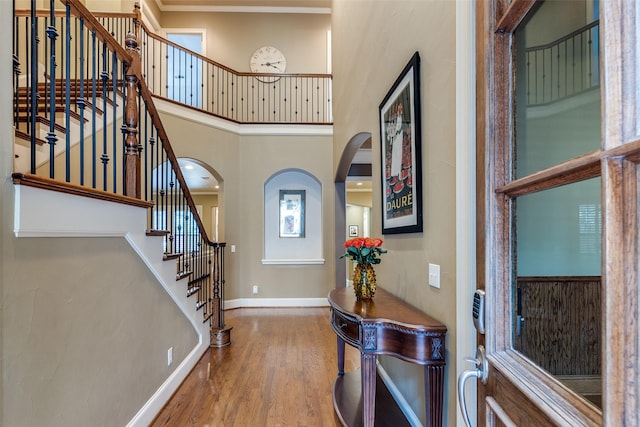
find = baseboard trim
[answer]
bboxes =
[377,361,423,427]
[126,340,207,427]
[225,297,330,309]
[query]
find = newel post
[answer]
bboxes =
[124,32,141,198]
[210,243,232,347]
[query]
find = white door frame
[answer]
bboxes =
[455,1,478,426]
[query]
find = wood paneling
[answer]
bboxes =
[514,277,601,376]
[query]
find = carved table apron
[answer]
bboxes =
[328,287,447,427]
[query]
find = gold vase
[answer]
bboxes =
[353,263,376,301]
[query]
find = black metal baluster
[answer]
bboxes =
[112,51,118,192]
[13,12,20,130]
[91,30,97,188]
[101,42,109,190]
[64,5,71,182]
[143,96,149,202]
[78,18,86,185]
[160,145,167,248]
[169,169,175,254]
[46,6,58,178]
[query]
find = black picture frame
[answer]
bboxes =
[279,190,305,238]
[379,51,423,235]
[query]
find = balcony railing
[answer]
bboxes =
[134,15,332,124]
[525,20,600,107]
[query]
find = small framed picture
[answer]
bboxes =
[279,190,305,238]
[349,225,359,237]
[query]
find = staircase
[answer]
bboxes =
[12,2,231,423]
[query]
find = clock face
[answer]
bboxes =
[250,46,286,81]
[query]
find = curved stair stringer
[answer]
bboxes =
[13,184,210,427]
[124,231,210,427]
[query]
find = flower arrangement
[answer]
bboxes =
[340,237,387,265]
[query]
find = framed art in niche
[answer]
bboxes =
[279,190,305,238]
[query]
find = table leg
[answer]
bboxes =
[337,336,345,376]
[424,364,445,427]
[361,353,377,427]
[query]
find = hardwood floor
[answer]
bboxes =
[150,307,361,426]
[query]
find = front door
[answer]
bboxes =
[476,0,640,425]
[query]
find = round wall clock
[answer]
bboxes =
[250,46,286,82]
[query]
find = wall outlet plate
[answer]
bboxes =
[429,263,441,288]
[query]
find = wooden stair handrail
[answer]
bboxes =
[12,172,154,209]
[135,72,218,246]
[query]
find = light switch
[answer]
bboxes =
[231,245,236,253]
[429,263,441,288]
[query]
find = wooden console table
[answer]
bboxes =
[328,287,447,427]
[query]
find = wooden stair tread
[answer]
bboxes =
[146,229,169,236]
[176,270,193,280]
[188,273,210,286]
[163,252,182,261]
[14,129,46,146]
[186,285,200,297]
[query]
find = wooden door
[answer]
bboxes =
[476,0,640,425]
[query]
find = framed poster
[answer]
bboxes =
[279,190,305,238]
[379,51,423,234]
[349,225,359,237]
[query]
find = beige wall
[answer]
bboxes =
[85,0,136,12]
[2,237,197,426]
[160,11,330,73]
[193,193,219,238]
[159,112,334,300]
[346,191,372,207]
[332,0,457,424]
[1,0,11,422]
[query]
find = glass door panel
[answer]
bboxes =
[513,178,602,406]
[509,0,604,409]
[515,0,601,178]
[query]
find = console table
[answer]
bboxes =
[328,287,447,427]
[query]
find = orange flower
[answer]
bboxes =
[341,237,387,264]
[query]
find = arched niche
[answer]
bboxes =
[263,169,324,264]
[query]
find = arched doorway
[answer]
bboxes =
[334,132,372,290]
[152,157,224,242]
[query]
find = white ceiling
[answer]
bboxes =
[178,158,219,193]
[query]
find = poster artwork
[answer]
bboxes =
[383,84,413,221]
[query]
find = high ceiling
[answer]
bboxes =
[152,0,371,196]
[153,0,331,11]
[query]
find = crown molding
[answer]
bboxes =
[153,0,330,14]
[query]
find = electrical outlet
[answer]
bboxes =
[167,347,173,366]
[252,285,259,294]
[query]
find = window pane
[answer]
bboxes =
[513,177,601,407]
[515,0,601,177]
[167,34,203,109]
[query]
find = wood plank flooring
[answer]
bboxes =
[150,307,361,427]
